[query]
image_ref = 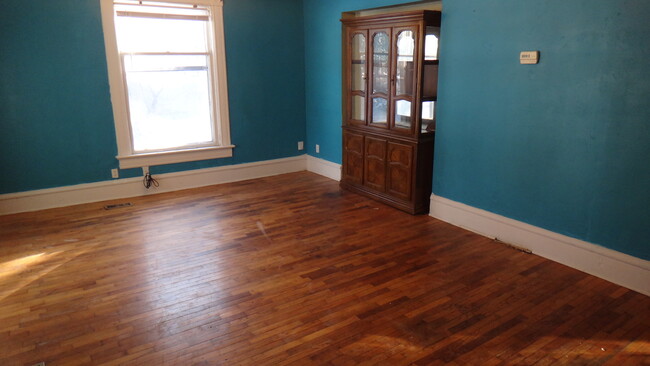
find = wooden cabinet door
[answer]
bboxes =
[342,131,364,185]
[387,141,413,200]
[368,28,392,130]
[364,136,387,192]
[390,25,420,135]
[346,28,368,126]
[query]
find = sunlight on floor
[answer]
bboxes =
[0,252,61,301]
[0,246,95,302]
[0,252,50,278]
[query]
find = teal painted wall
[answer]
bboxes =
[1,0,648,261]
[303,0,649,260]
[433,0,650,260]
[303,0,415,163]
[0,0,306,193]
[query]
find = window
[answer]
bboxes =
[100,0,232,169]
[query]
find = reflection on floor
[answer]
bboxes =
[1,171,648,365]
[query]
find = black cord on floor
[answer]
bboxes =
[143,172,159,189]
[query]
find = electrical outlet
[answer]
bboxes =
[142,166,150,175]
[111,169,119,179]
[315,144,320,154]
[298,141,304,150]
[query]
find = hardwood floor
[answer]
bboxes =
[1,171,648,365]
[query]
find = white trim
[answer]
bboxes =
[306,155,341,181]
[99,0,231,166]
[116,0,223,6]
[0,156,306,216]
[101,0,132,157]
[117,145,234,169]
[430,194,650,296]
[210,2,231,148]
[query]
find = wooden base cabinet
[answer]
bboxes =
[340,11,441,214]
[341,129,433,214]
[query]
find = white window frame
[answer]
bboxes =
[100,0,233,169]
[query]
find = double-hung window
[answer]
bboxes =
[100,0,232,169]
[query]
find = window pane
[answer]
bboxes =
[124,55,214,151]
[115,15,208,53]
[123,54,207,72]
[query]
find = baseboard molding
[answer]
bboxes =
[306,155,341,181]
[0,156,307,215]
[430,194,650,296]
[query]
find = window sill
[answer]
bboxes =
[117,145,234,169]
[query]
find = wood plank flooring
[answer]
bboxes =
[0,171,649,365]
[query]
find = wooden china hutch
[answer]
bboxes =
[340,11,441,214]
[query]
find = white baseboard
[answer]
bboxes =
[0,156,307,215]
[430,194,650,296]
[307,155,341,181]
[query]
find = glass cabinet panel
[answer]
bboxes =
[421,101,436,132]
[372,97,387,124]
[352,95,365,120]
[424,26,440,60]
[351,34,366,91]
[394,100,412,128]
[372,32,389,94]
[395,30,415,96]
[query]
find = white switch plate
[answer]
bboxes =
[298,141,304,150]
[520,51,539,64]
[315,144,320,154]
[111,169,119,179]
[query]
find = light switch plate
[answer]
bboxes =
[520,51,539,64]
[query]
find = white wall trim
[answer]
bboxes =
[117,145,234,169]
[430,194,650,296]
[306,155,341,181]
[0,156,306,216]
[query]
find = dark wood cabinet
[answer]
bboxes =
[342,131,364,185]
[340,10,440,214]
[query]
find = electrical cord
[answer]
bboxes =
[143,172,159,189]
